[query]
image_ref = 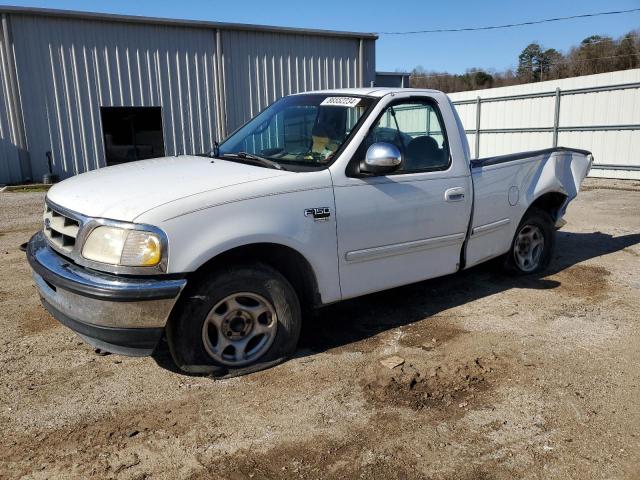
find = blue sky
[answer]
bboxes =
[5,0,640,73]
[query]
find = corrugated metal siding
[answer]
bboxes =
[477,132,555,157]
[392,104,445,145]
[220,30,368,132]
[448,69,640,179]
[0,20,23,184]
[362,39,375,87]
[479,97,556,130]
[11,14,220,180]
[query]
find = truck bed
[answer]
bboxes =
[465,147,593,269]
[471,147,592,168]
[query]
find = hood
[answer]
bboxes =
[46,155,290,222]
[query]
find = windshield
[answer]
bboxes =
[218,94,374,168]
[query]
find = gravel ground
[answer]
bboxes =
[1,178,639,480]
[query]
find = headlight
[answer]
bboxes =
[82,226,162,267]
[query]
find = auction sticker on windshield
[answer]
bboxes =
[320,97,361,107]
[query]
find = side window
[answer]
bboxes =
[364,102,450,172]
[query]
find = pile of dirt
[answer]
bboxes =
[363,353,499,411]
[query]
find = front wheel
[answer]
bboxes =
[167,263,301,376]
[504,207,555,275]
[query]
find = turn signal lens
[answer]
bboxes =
[121,231,162,266]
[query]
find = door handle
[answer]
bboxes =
[444,187,466,202]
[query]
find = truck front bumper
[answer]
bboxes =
[26,232,187,356]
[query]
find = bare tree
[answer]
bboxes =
[409,30,639,93]
[615,33,639,70]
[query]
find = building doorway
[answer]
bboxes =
[100,107,165,166]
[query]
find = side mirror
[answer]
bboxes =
[361,142,402,174]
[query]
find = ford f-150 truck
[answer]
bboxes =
[27,88,593,375]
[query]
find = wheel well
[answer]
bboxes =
[528,192,567,221]
[190,243,322,307]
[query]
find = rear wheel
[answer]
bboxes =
[504,207,555,275]
[167,263,301,376]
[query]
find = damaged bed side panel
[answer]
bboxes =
[464,149,593,269]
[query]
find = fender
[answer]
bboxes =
[140,173,342,305]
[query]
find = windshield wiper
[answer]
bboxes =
[219,152,284,170]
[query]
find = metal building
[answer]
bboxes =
[0,6,377,184]
[374,71,410,88]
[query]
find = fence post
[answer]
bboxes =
[475,96,481,158]
[552,87,561,147]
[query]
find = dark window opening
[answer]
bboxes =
[100,107,165,166]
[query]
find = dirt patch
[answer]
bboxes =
[200,432,422,480]
[0,226,38,236]
[581,185,640,193]
[2,396,207,478]
[17,304,58,334]
[551,264,610,299]
[580,178,640,193]
[398,319,465,349]
[362,353,500,412]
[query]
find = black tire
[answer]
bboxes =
[166,263,301,377]
[504,207,555,275]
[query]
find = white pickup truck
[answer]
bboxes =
[27,88,592,375]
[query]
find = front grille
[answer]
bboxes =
[43,204,81,253]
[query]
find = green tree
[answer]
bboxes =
[539,48,562,80]
[517,43,543,81]
[472,70,494,88]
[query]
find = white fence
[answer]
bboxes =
[448,69,640,180]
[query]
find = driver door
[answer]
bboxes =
[333,99,472,299]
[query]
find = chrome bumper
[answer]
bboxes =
[27,232,187,356]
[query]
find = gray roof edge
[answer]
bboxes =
[376,71,411,76]
[0,5,379,39]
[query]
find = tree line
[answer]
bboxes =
[409,30,639,93]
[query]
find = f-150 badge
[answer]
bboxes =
[304,207,331,221]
